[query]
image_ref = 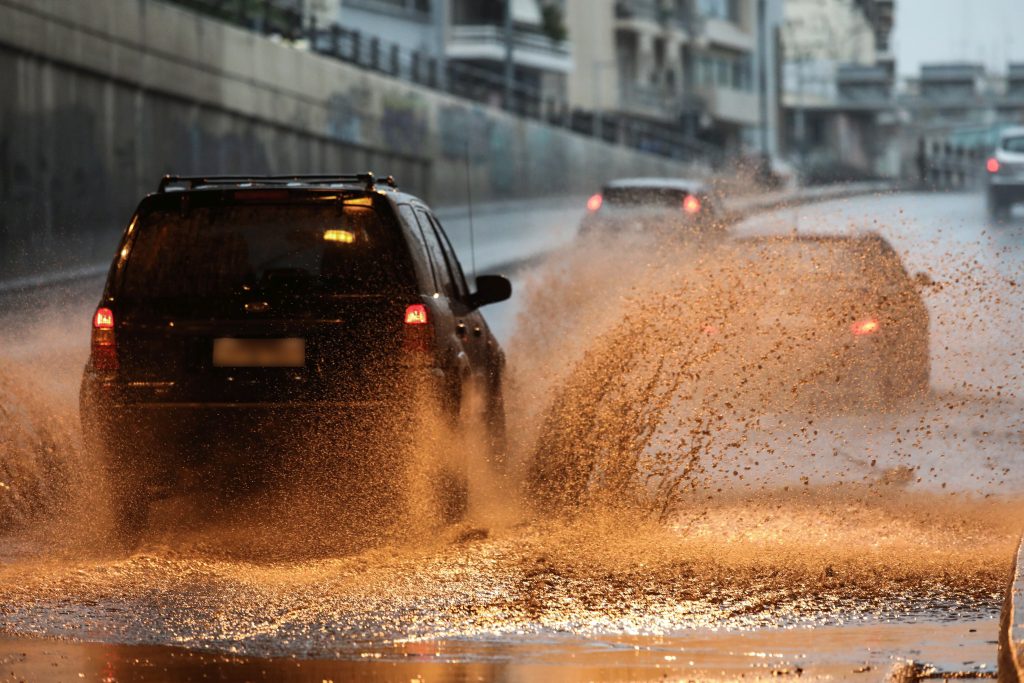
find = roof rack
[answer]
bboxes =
[157,173,398,193]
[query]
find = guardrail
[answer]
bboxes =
[1000,535,1024,682]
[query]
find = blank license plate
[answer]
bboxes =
[212,338,305,368]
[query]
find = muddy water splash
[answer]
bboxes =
[503,223,1023,629]
[0,291,110,544]
[0,195,1021,668]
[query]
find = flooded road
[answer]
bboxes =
[1,191,1022,680]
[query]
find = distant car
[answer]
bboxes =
[713,233,931,406]
[579,178,719,236]
[986,127,1024,219]
[80,173,512,542]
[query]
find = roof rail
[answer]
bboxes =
[157,173,398,193]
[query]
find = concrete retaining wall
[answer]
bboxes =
[0,0,698,281]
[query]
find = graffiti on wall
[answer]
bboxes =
[380,91,428,154]
[326,84,372,144]
[438,104,492,163]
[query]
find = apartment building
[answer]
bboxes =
[566,0,781,155]
[315,0,572,115]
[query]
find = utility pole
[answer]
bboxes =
[504,0,515,112]
[433,0,448,89]
[592,60,616,142]
[757,0,770,156]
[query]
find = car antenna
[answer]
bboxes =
[465,138,477,282]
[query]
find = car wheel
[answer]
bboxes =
[436,467,469,524]
[98,447,151,551]
[880,343,930,404]
[108,476,149,550]
[486,378,508,469]
[988,192,1008,220]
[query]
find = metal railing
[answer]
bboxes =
[160,0,717,163]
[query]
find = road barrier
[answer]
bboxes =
[1000,535,1024,682]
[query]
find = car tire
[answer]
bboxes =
[988,192,1008,221]
[81,405,150,551]
[108,474,149,551]
[486,376,508,469]
[880,342,930,403]
[436,467,469,524]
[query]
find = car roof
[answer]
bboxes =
[153,174,424,205]
[730,232,901,263]
[734,232,892,247]
[603,177,708,193]
[730,214,895,242]
[1000,127,1024,140]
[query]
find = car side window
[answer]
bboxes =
[414,208,456,298]
[427,214,470,300]
[398,204,436,293]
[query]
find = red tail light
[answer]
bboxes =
[683,195,702,214]
[851,318,880,336]
[403,303,432,355]
[987,157,1000,174]
[586,193,603,212]
[91,307,118,370]
[404,303,429,325]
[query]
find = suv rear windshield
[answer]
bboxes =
[120,201,405,300]
[603,186,692,209]
[1002,136,1024,153]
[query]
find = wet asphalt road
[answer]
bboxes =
[0,190,1023,681]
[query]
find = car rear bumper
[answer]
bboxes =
[79,369,439,456]
[989,181,1024,196]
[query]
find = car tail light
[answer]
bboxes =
[683,195,702,214]
[987,157,1000,174]
[586,193,603,212]
[91,307,118,370]
[850,318,880,336]
[404,304,432,355]
[404,304,429,325]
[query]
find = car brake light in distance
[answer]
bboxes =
[586,193,603,212]
[91,307,118,370]
[683,195,702,214]
[851,318,880,336]
[987,157,1000,174]
[404,303,429,325]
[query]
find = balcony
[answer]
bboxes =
[696,85,759,126]
[703,18,754,53]
[619,81,702,121]
[446,25,572,73]
[614,0,693,35]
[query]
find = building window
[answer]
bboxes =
[345,0,432,15]
[693,52,753,90]
[697,0,736,22]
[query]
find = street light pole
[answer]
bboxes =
[757,0,770,156]
[592,60,616,142]
[504,0,515,112]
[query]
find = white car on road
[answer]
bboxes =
[986,126,1024,219]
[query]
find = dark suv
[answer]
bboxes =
[80,174,511,538]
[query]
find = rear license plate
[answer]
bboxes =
[212,338,305,368]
